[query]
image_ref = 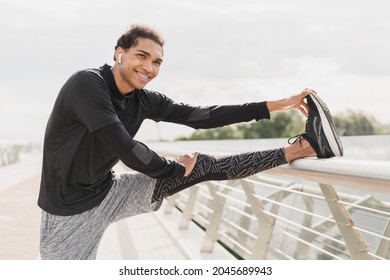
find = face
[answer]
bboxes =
[113,38,163,93]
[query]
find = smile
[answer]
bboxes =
[135,71,150,81]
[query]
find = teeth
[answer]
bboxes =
[136,72,149,80]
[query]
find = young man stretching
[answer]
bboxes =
[38,24,343,259]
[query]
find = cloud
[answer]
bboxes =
[1,0,390,143]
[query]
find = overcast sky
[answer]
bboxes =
[1,0,389,143]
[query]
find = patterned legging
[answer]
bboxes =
[152,148,287,202]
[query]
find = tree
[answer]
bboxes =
[177,111,305,140]
[239,110,305,139]
[175,110,389,140]
[333,110,375,136]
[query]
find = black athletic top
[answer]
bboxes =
[37,64,270,215]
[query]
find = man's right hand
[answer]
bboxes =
[176,152,200,177]
[266,88,317,117]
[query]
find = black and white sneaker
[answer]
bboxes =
[291,93,343,158]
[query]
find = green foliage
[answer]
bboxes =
[176,111,305,140]
[333,110,385,136]
[240,110,305,139]
[176,110,389,141]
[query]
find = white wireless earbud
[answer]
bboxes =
[118,54,122,64]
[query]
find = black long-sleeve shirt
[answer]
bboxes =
[38,64,270,215]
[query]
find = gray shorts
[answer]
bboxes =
[39,172,161,260]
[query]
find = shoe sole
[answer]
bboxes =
[309,93,343,156]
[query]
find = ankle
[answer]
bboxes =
[284,138,316,162]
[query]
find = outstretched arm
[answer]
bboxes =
[149,88,315,130]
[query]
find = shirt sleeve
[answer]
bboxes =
[145,91,270,129]
[94,122,186,179]
[64,70,120,132]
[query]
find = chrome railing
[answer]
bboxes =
[156,149,390,260]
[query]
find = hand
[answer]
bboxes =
[176,152,200,177]
[266,88,317,117]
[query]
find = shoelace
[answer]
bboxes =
[288,133,304,145]
[288,115,310,145]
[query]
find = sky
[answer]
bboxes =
[1,0,389,143]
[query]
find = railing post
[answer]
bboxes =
[375,218,390,259]
[164,193,180,214]
[319,183,374,260]
[9,145,22,164]
[178,186,199,229]
[241,181,275,259]
[200,182,226,253]
[294,195,314,259]
[0,145,9,166]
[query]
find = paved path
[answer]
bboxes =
[0,153,42,260]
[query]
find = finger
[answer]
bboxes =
[302,101,309,114]
[299,90,309,98]
[306,88,317,95]
[302,88,317,97]
[298,105,308,117]
[183,153,200,177]
[302,88,310,96]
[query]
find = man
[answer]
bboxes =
[38,24,343,259]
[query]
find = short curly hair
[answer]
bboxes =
[114,24,165,60]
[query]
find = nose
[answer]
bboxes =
[142,61,153,73]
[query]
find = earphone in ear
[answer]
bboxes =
[118,54,122,64]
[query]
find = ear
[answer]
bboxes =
[114,47,124,63]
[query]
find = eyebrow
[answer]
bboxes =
[136,49,163,63]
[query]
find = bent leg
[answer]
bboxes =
[40,173,159,260]
[152,148,287,202]
[40,209,105,260]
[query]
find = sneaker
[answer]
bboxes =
[290,93,343,158]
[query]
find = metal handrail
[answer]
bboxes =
[158,148,390,260]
